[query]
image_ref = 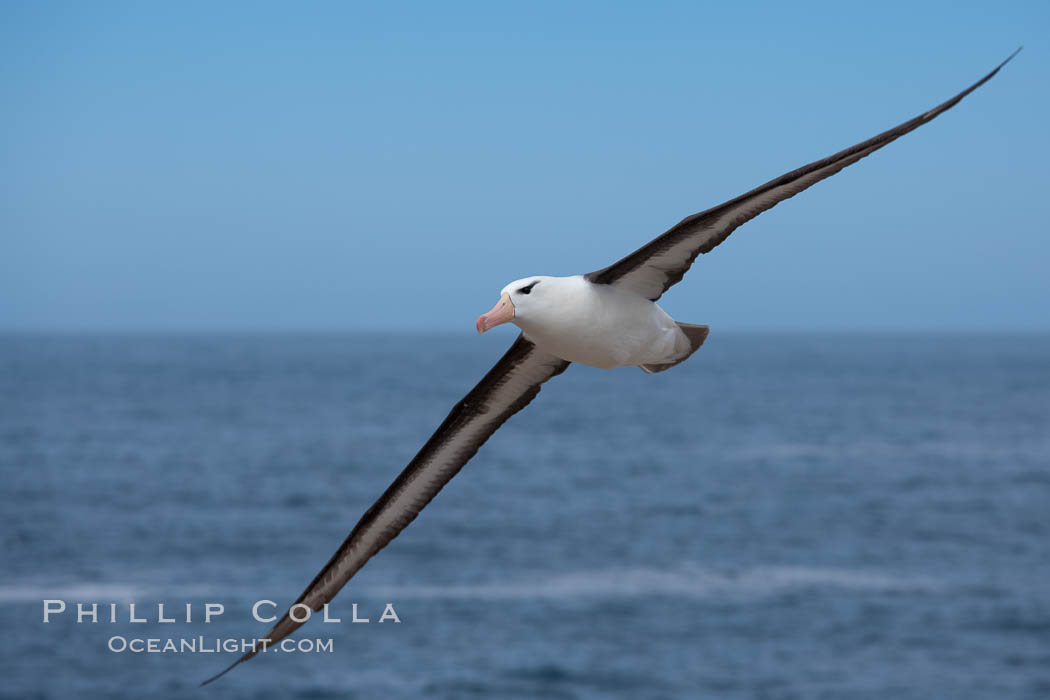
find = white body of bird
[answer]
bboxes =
[489,275,698,370]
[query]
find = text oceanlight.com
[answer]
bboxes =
[107,636,333,654]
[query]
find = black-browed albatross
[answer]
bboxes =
[203,50,1019,684]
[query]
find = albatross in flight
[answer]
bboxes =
[203,50,1018,684]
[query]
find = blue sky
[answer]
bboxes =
[3,1,1047,332]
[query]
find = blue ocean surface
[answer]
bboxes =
[2,333,1048,699]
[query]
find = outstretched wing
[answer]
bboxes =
[586,49,1020,301]
[203,334,569,684]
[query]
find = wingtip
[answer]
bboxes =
[200,656,245,687]
[979,46,1022,86]
[1002,45,1023,67]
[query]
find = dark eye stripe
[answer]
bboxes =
[518,282,538,295]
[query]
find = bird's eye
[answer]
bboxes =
[518,282,538,295]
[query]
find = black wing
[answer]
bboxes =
[586,49,1020,301]
[203,334,569,684]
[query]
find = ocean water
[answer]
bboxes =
[2,333,1048,699]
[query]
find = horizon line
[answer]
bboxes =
[2,327,1049,337]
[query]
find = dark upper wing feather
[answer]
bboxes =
[586,50,1019,301]
[203,334,569,685]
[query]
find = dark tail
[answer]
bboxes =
[640,323,709,374]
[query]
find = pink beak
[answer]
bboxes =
[476,293,515,334]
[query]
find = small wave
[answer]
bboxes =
[0,583,147,603]
[0,582,218,603]
[0,566,934,605]
[364,564,936,601]
[730,439,1050,463]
